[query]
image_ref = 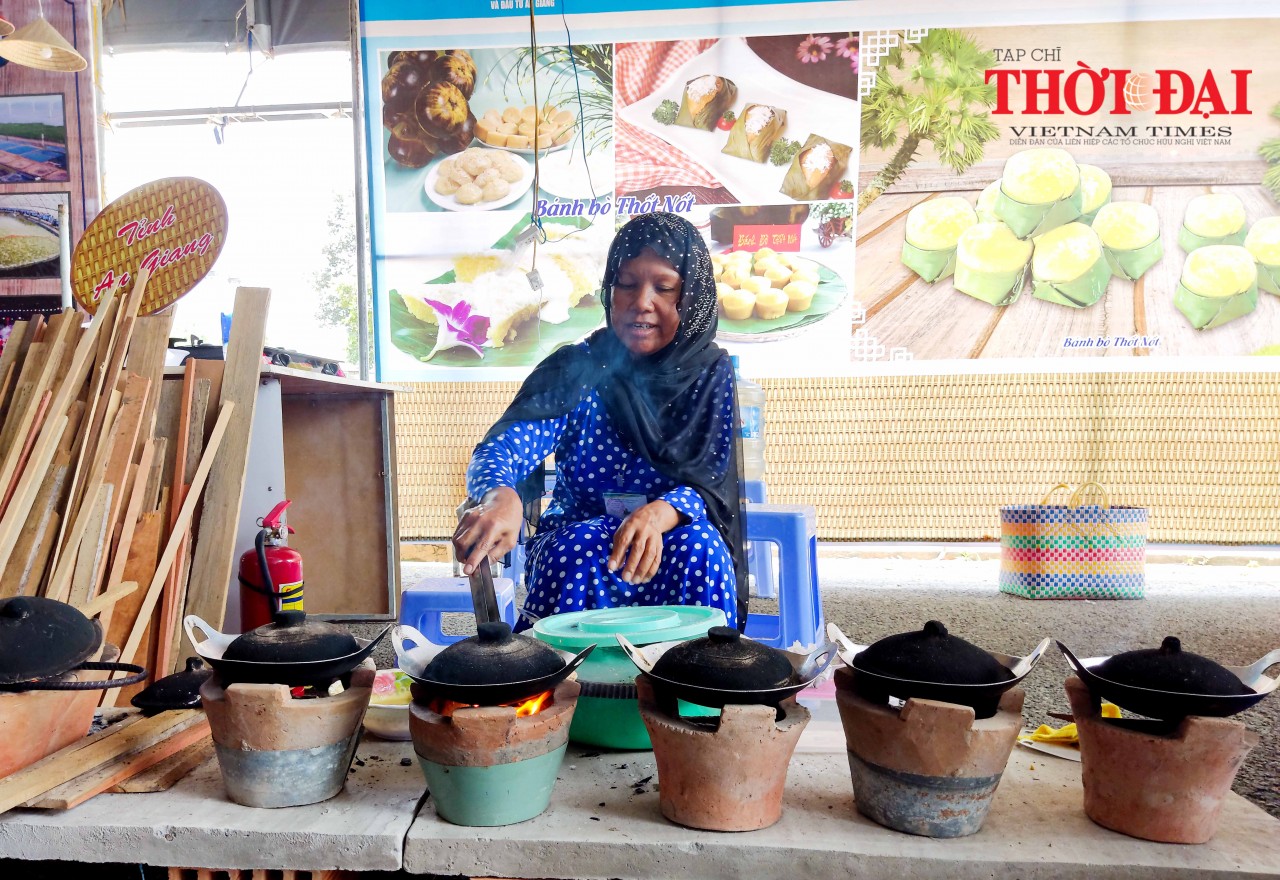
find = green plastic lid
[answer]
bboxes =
[532,605,726,651]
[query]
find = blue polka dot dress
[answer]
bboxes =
[467,370,738,630]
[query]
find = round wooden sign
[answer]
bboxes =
[71,177,228,315]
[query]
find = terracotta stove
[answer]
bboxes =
[834,666,1024,838]
[636,675,810,832]
[1064,675,1259,844]
[409,678,580,826]
[200,660,374,808]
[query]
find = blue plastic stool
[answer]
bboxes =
[742,479,777,600]
[399,576,518,646]
[742,503,823,650]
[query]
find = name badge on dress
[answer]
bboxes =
[603,492,648,519]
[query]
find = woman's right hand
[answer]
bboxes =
[452,487,524,575]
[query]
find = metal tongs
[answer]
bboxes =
[468,556,502,625]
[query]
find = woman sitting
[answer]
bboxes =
[453,212,746,630]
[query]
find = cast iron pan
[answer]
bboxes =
[828,622,1051,719]
[184,615,391,686]
[617,634,835,709]
[130,657,213,714]
[396,627,596,706]
[1058,641,1279,720]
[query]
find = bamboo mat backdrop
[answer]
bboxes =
[392,373,1280,544]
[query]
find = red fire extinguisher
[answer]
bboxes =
[238,499,304,631]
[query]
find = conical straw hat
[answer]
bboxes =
[0,17,87,73]
[0,19,15,38]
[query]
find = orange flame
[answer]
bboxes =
[428,690,554,718]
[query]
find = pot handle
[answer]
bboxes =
[183,615,222,651]
[0,661,148,692]
[799,641,837,680]
[392,625,435,676]
[615,634,656,674]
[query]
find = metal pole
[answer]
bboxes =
[58,201,72,309]
[349,0,371,381]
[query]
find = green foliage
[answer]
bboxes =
[859,29,1000,177]
[652,99,679,125]
[769,138,801,167]
[310,192,369,365]
[0,123,66,144]
[1263,105,1280,202]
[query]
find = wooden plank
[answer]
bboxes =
[1,389,52,513]
[45,420,120,604]
[19,285,120,578]
[181,287,269,659]
[0,341,47,459]
[110,402,235,700]
[102,510,163,708]
[79,580,138,620]
[0,452,67,598]
[67,483,113,608]
[0,414,68,588]
[90,374,151,598]
[24,714,211,810]
[153,379,185,495]
[161,374,212,674]
[110,735,213,793]
[104,441,156,598]
[0,320,28,418]
[0,709,201,814]
[145,437,168,512]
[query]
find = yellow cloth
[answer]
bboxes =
[1020,703,1121,744]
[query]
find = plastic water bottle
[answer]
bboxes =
[731,356,766,481]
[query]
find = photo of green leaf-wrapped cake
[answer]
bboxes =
[1091,202,1164,281]
[1174,245,1259,330]
[1179,193,1247,253]
[1030,222,1111,308]
[721,103,786,163]
[1077,164,1113,225]
[675,74,738,130]
[1245,216,1280,295]
[779,133,851,201]
[953,221,1033,306]
[901,196,978,283]
[994,148,1083,239]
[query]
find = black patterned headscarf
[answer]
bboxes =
[481,213,748,628]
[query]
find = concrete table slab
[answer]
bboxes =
[404,744,1280,879]
[0,739,423,872]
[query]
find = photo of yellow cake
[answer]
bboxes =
[718,285,756,320]
[754,286,788,319]
[1244,216,1280,294]
[1174,244,1259,330]
[1078,165,1113,224]
[901,197,978,283]
[953,221,1034,306]
[1030,222,1111,308]
[1090,202,1164,281]
[995,148,1083,239]
[1180,193,1247,252]
[783,280,816,311]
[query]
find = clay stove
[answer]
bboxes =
[409,678,580,826]
[636,675,810,832]
[1065,675,1259,844]
[834,666,1024,838]
[200,660,374,808]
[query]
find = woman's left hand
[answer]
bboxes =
[608,500,680,584]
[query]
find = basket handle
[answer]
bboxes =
[1069,481,1111,510]
[1040,483,1074,506]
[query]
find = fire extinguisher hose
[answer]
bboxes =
[239,528,304,607]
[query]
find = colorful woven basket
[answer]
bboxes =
[999,483,1147,600]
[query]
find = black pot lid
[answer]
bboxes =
[0,596,102,685]
[131,657,213,713]
[651,626,795,692]
[1095,637,1254,697]
[223,610,359,665]
[423,621,566,687]
[853,620,1014,686]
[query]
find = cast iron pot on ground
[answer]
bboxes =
[395,620,594,706]
[828,621,1050,719]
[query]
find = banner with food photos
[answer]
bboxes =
[855,15,1280,361]
[358,1,1280,380]
[360,0,859,381]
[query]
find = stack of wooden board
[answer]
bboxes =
[0,278,271,705]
